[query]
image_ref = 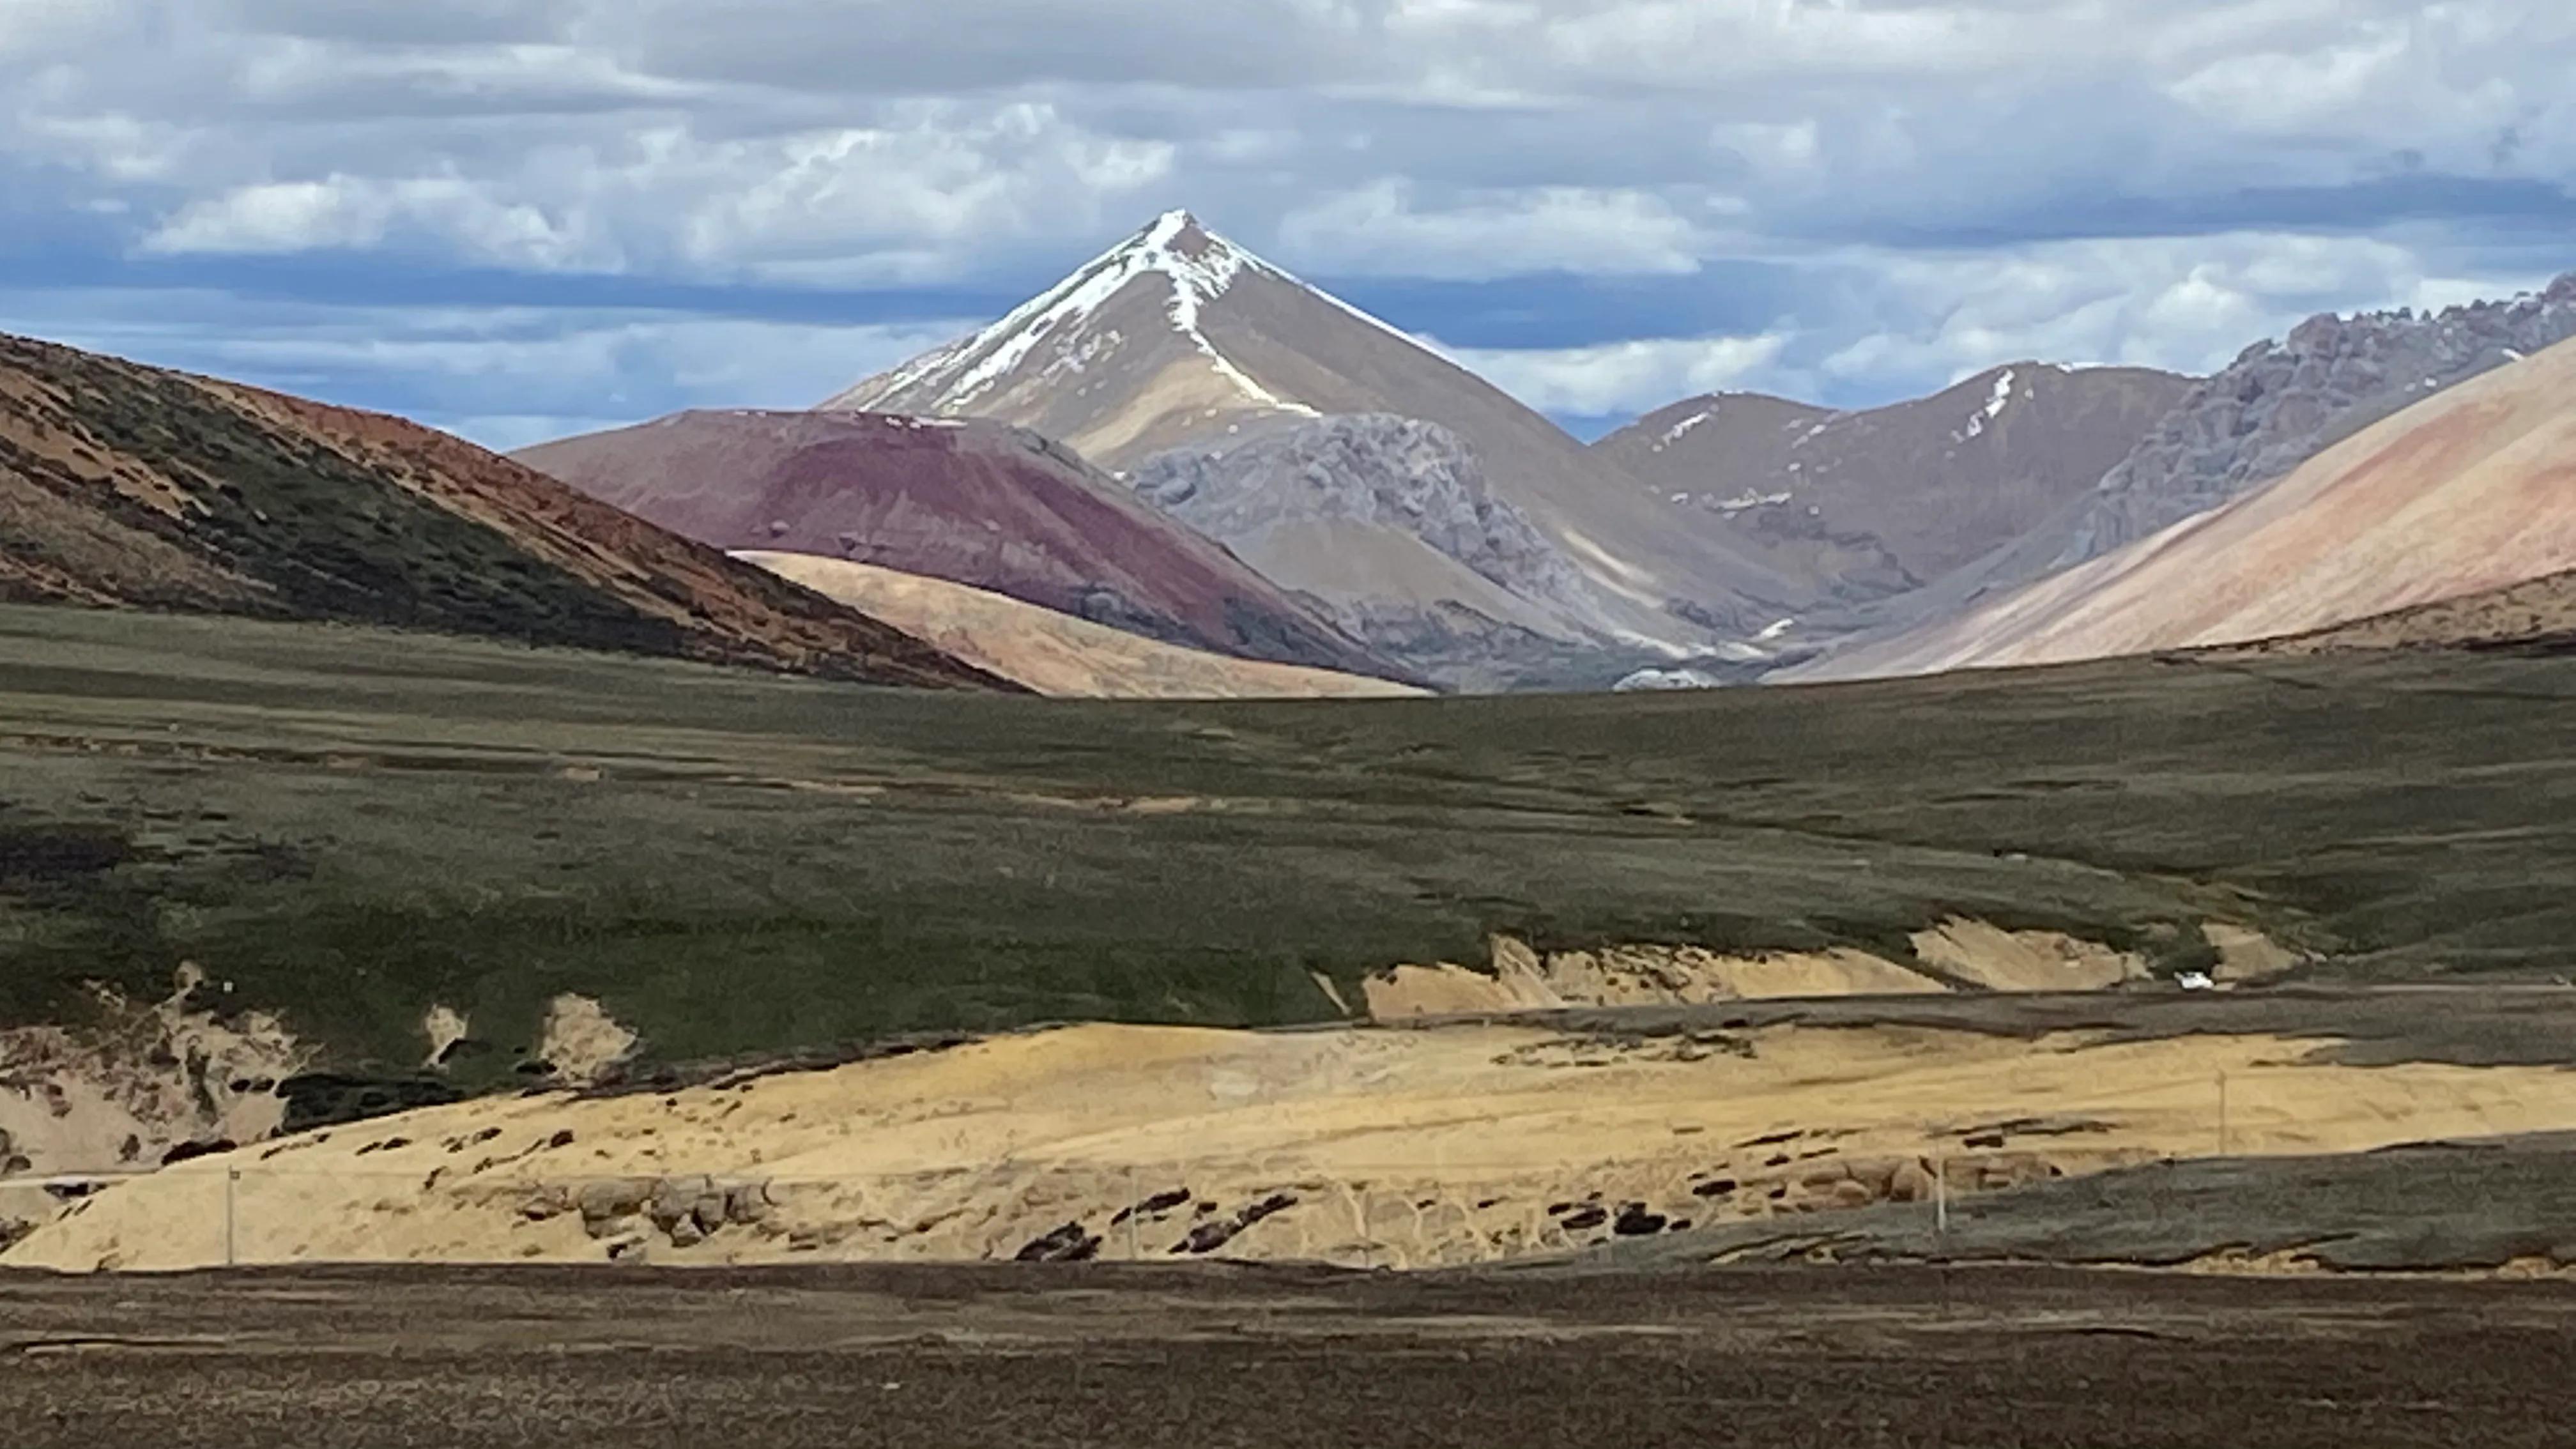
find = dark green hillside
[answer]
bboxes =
[4,602,2575,1089]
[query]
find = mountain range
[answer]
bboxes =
[513,408,1402,684]
[12,210,2576,702]
[1598,363,2192,615]
[825,210,1798,686]
[1832,273,2576,645]
[1790,333,2576,679]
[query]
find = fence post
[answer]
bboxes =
[1933,1155,1948,1238]
[224,1167,240,1268]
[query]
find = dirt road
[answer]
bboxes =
[4,1262,2567,1447]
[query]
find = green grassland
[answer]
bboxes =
[4,602,2575,1089]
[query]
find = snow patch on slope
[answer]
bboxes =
[1955,369,2018,442]
[1651,406,1716,451]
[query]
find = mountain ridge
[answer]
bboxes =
[515,406,1406,684]
[1785,333,2576,680]
[1856,272,2576,641]
[0,332,1002,691]
[1598,362,2191,619]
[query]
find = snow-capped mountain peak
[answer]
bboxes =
[817,209,1808,685]
[827,211,1334,418]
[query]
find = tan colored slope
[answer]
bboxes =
[1791,335,2576,680]
[15,1018,2575,1273]
[742,551,1423,699]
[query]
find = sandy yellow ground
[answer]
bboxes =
[12,1020,2572,1273]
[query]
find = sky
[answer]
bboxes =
[4,0,2572,448]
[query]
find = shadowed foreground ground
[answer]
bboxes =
[4,1263,2570,1447]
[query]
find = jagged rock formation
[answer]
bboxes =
[1125,414,1623,681]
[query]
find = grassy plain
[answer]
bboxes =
[4,602,2574,1085]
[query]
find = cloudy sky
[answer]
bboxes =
[5,0,2572,447]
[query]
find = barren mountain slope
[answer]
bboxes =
[1881,273,2576,634]
[825,212,1800,670]
[1790,335,2576,679]
[740,551,1424,699]
[0,334,997,688]
[516,408,1399,681]
[1599,365,2189,610]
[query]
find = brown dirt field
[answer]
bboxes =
[4,1262,2572,1448]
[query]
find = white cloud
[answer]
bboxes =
[4,0,2573,432]
[128,102,1174,284]
[0,287,974,447]
[145,175,601,270]
[1811,231,2554,390]
[1279,180,1710,279]
[1427,332,1788,415]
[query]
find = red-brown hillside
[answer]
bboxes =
[516,409,1406,681]
[0,332,1001,690]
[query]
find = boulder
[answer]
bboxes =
[647,1175,715,1234]
[576,1178,654,1228]
[1887,1161,1937,1204]
[724,1181,776,1225]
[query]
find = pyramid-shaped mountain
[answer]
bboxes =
[825,212,1800,686]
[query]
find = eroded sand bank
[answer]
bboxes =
[12,1016,2570,1273]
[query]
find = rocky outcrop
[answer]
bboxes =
[2078,275,2576,555]
[1135,416,1583,610]
[1128,415,1633,681]
[1363,936,1951,1019]
[542,1173,781,1260]
[0,966,309,1177]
